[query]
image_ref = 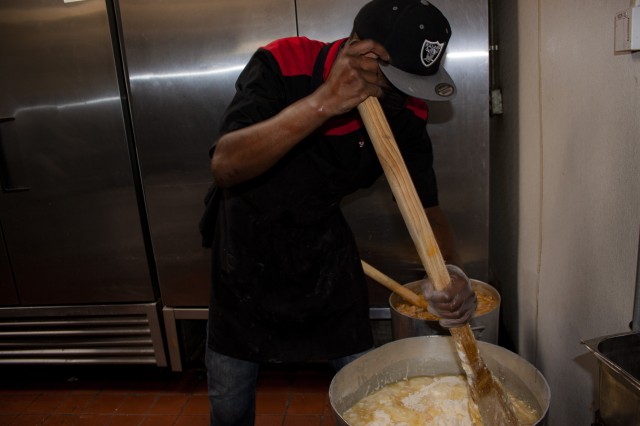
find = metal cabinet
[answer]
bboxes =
[116,0,298,370]
[117,0,298,308]
[0,227,18,306]
[0,0,164,366]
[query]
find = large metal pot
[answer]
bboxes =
[329,336,550,425]
[390,279,501,343]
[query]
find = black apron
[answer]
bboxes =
[207,43,376,362]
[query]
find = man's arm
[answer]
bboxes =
[211,38,390,188]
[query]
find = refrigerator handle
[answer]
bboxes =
[0,117,30,193]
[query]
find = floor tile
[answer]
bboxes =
[255,414,284,426]
[140,415,179,426]
[322,397,334,416]
[72,414,112,426]
[9,414,48,425]
[117,395,156,414]
[287,393,327,415]
[258,369,295,393]
[321,414,337,426]
[42,414,102,426]
[106,414,145,425]
[283,414,323,426]
[54,394,95,414]
[0,415,17,425]
[0,364,336,426]
[173,414,209,426]
[149,394,188,415]
[67,381,107,394]
[181,395,209,415]
[291,370,333,393]
[24,393,68,414]
[0,394,39,414]
[256,392,290,415]
[80,393,126,414]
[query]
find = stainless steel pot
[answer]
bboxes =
[390,279,500,343]
[583,331,640,425]
[329,336,550,425]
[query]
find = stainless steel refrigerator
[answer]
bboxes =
[0,0,165,366]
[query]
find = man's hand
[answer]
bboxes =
[422,265,477,328]
[314,37,391,117]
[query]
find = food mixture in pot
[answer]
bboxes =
[342,375,540,426]
[395,284,498,321]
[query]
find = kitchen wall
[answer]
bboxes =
[491,0,640,424]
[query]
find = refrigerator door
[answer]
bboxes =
[0,0,154,305]
[0,226,19,306]
[118,0,297,307]
[296,0,490,305]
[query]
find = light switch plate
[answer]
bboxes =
[615,7,640,52]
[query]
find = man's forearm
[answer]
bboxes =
[211,92,333,188]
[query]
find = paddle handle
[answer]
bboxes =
[361,260,428,308]
[357,97,450,290]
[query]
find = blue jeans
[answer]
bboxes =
[205,346,370,426]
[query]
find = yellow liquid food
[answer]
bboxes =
[396,285,498,321]
[342,375,540,426]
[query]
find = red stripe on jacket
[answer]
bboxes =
[405,97,428,121]
[320,115,363,136]
[263,37,324,77]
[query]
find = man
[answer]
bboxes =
[203,0,477,424]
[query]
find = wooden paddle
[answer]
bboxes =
[360,259,428,308]
[357,96,519,425]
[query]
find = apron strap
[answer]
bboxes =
[311,42,335,91]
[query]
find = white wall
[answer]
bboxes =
[491,0,640,424]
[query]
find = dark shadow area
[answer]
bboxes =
[488,0,521,353]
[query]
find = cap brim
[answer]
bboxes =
[380,63,457,101]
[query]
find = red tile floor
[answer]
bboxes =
[0,362,338,426]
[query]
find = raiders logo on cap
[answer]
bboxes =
[421,39,445,69]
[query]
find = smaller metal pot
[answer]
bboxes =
[389,279,500,343]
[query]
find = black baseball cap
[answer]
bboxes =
[353,0,456,101]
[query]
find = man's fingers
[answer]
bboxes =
[346,38,390,62]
